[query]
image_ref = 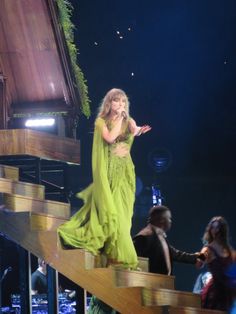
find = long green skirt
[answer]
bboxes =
[58,152,138,269]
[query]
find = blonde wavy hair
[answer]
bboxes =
[97,88,130,119]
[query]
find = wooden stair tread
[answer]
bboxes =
[30,212,68,231]
[0,164,19,180]
[1,192,67,203]
[0,177,45,199]
[31,211,69,220]
[142,287,201,308]
[0,192,70,218]
[114,267,175,290]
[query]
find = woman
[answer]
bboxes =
[58,88,151,269]
[200,216,235,311]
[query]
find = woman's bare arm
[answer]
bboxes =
[129,118,151,136]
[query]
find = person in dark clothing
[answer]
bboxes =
[133,205,202,275]
[31,258,47,295]
[200,216,235,311]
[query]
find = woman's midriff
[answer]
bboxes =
[110,142,130,158]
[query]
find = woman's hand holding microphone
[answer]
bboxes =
[116,108,128,120]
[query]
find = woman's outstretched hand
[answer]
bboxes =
[137,125,152,135]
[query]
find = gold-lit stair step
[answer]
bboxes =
[30,212,68,231]
[142,287,201,308]
[1,193,70,218]
[0,177,45,199]
[0,164,19,180]
[85,254,149,271]
[114,268,174,290]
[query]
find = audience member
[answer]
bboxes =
[31,258,47,295]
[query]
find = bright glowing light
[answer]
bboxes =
[131,72,134,76]
[25,118,55,127]
[119,36,123,39]
[116,31,120,34]
[128,27,131,31]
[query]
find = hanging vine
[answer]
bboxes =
[57,0,91,118]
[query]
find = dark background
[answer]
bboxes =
[70,0,236,291]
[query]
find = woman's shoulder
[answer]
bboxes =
[206,243,231,259]
[95,117,106,127]
[204,244,221,255]
[95,116,104,122]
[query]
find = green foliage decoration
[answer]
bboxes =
[57,0,91,117]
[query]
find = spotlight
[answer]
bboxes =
[25,118,55,128]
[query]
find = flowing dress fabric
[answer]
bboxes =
[201,246,233,311]
[58,117,138,269]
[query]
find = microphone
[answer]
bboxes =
[121,111,127,119]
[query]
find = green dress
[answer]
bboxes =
[58,117,138,269]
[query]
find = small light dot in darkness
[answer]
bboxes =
[131,72,134,76]
[94,42,98,46]
[119,36,123,39]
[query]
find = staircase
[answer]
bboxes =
[0,162,226,313]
